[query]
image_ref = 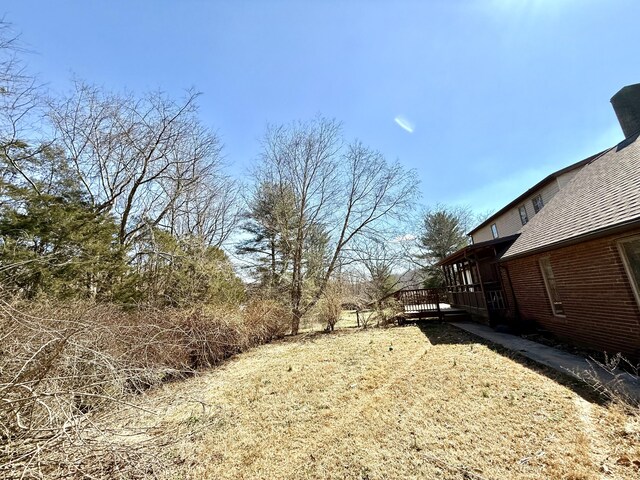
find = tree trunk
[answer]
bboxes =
[291,309,302,336]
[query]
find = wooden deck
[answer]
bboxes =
[401,305,470,321]
[366,288,470,322]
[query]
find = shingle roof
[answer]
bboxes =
[502,133,640,259]
[468,151,605,236]
[437,234,519,266]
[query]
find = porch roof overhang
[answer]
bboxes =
[436,234,520,267]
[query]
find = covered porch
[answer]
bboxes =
[437,235,518,324]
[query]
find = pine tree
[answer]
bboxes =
[0,186,127,299]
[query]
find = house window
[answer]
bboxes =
[539,257,565,316]
[618,236,640,308]
[532,194,544,213]
[491,223,499,239]
[518,205,529,226]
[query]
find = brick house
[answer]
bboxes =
[439,84,640,360]
[437,149,602,322]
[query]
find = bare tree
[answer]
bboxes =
[0,20,47,196]
[248,117,419,334]
[166,171,241,248]
[47,81,238,247]
[349,236,404,301]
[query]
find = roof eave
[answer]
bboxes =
[500,218,640,262]
[437,234,520,266]
[467,148,612,236]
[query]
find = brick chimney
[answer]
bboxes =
[611,83,640,138]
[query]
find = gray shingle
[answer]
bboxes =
[502,133,640,259]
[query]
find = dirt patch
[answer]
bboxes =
[114,324,639,479]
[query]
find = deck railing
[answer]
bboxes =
[358,288,468,323]
[392,288,445,314]
[446,284,486,313]
[485,289,506,311]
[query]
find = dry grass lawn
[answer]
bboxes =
[114,323,640,480]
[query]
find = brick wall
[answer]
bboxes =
[502,228,640,360]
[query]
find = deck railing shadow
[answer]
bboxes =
[412,321,609,406]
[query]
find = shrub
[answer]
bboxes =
[0,297,288,478]
[176,306,248,368]
[376,298,404,327]
[242,299,290,343]
[357,308,377,329]
[317,285,343,332]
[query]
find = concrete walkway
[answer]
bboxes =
[451,322,640,402]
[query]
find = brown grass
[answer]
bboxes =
[114,323,640,479]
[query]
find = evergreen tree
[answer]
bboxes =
[238,182,297,293]
[133,227,245,307]
[418,207,473,288]
[0,187,126,299]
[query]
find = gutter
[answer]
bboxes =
[500,218,640,262]
[436,234,520,266]
[467,147,612,237]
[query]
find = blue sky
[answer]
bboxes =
[3,0,640,217]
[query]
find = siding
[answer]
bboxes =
[503,229,640,360]
[556,168,581,189]
[473,179,562,243]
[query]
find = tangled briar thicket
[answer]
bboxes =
[0,298,290,478]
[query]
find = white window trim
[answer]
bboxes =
[491,223,499,239]
[539,256,566,318]
[617,235,640,309]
